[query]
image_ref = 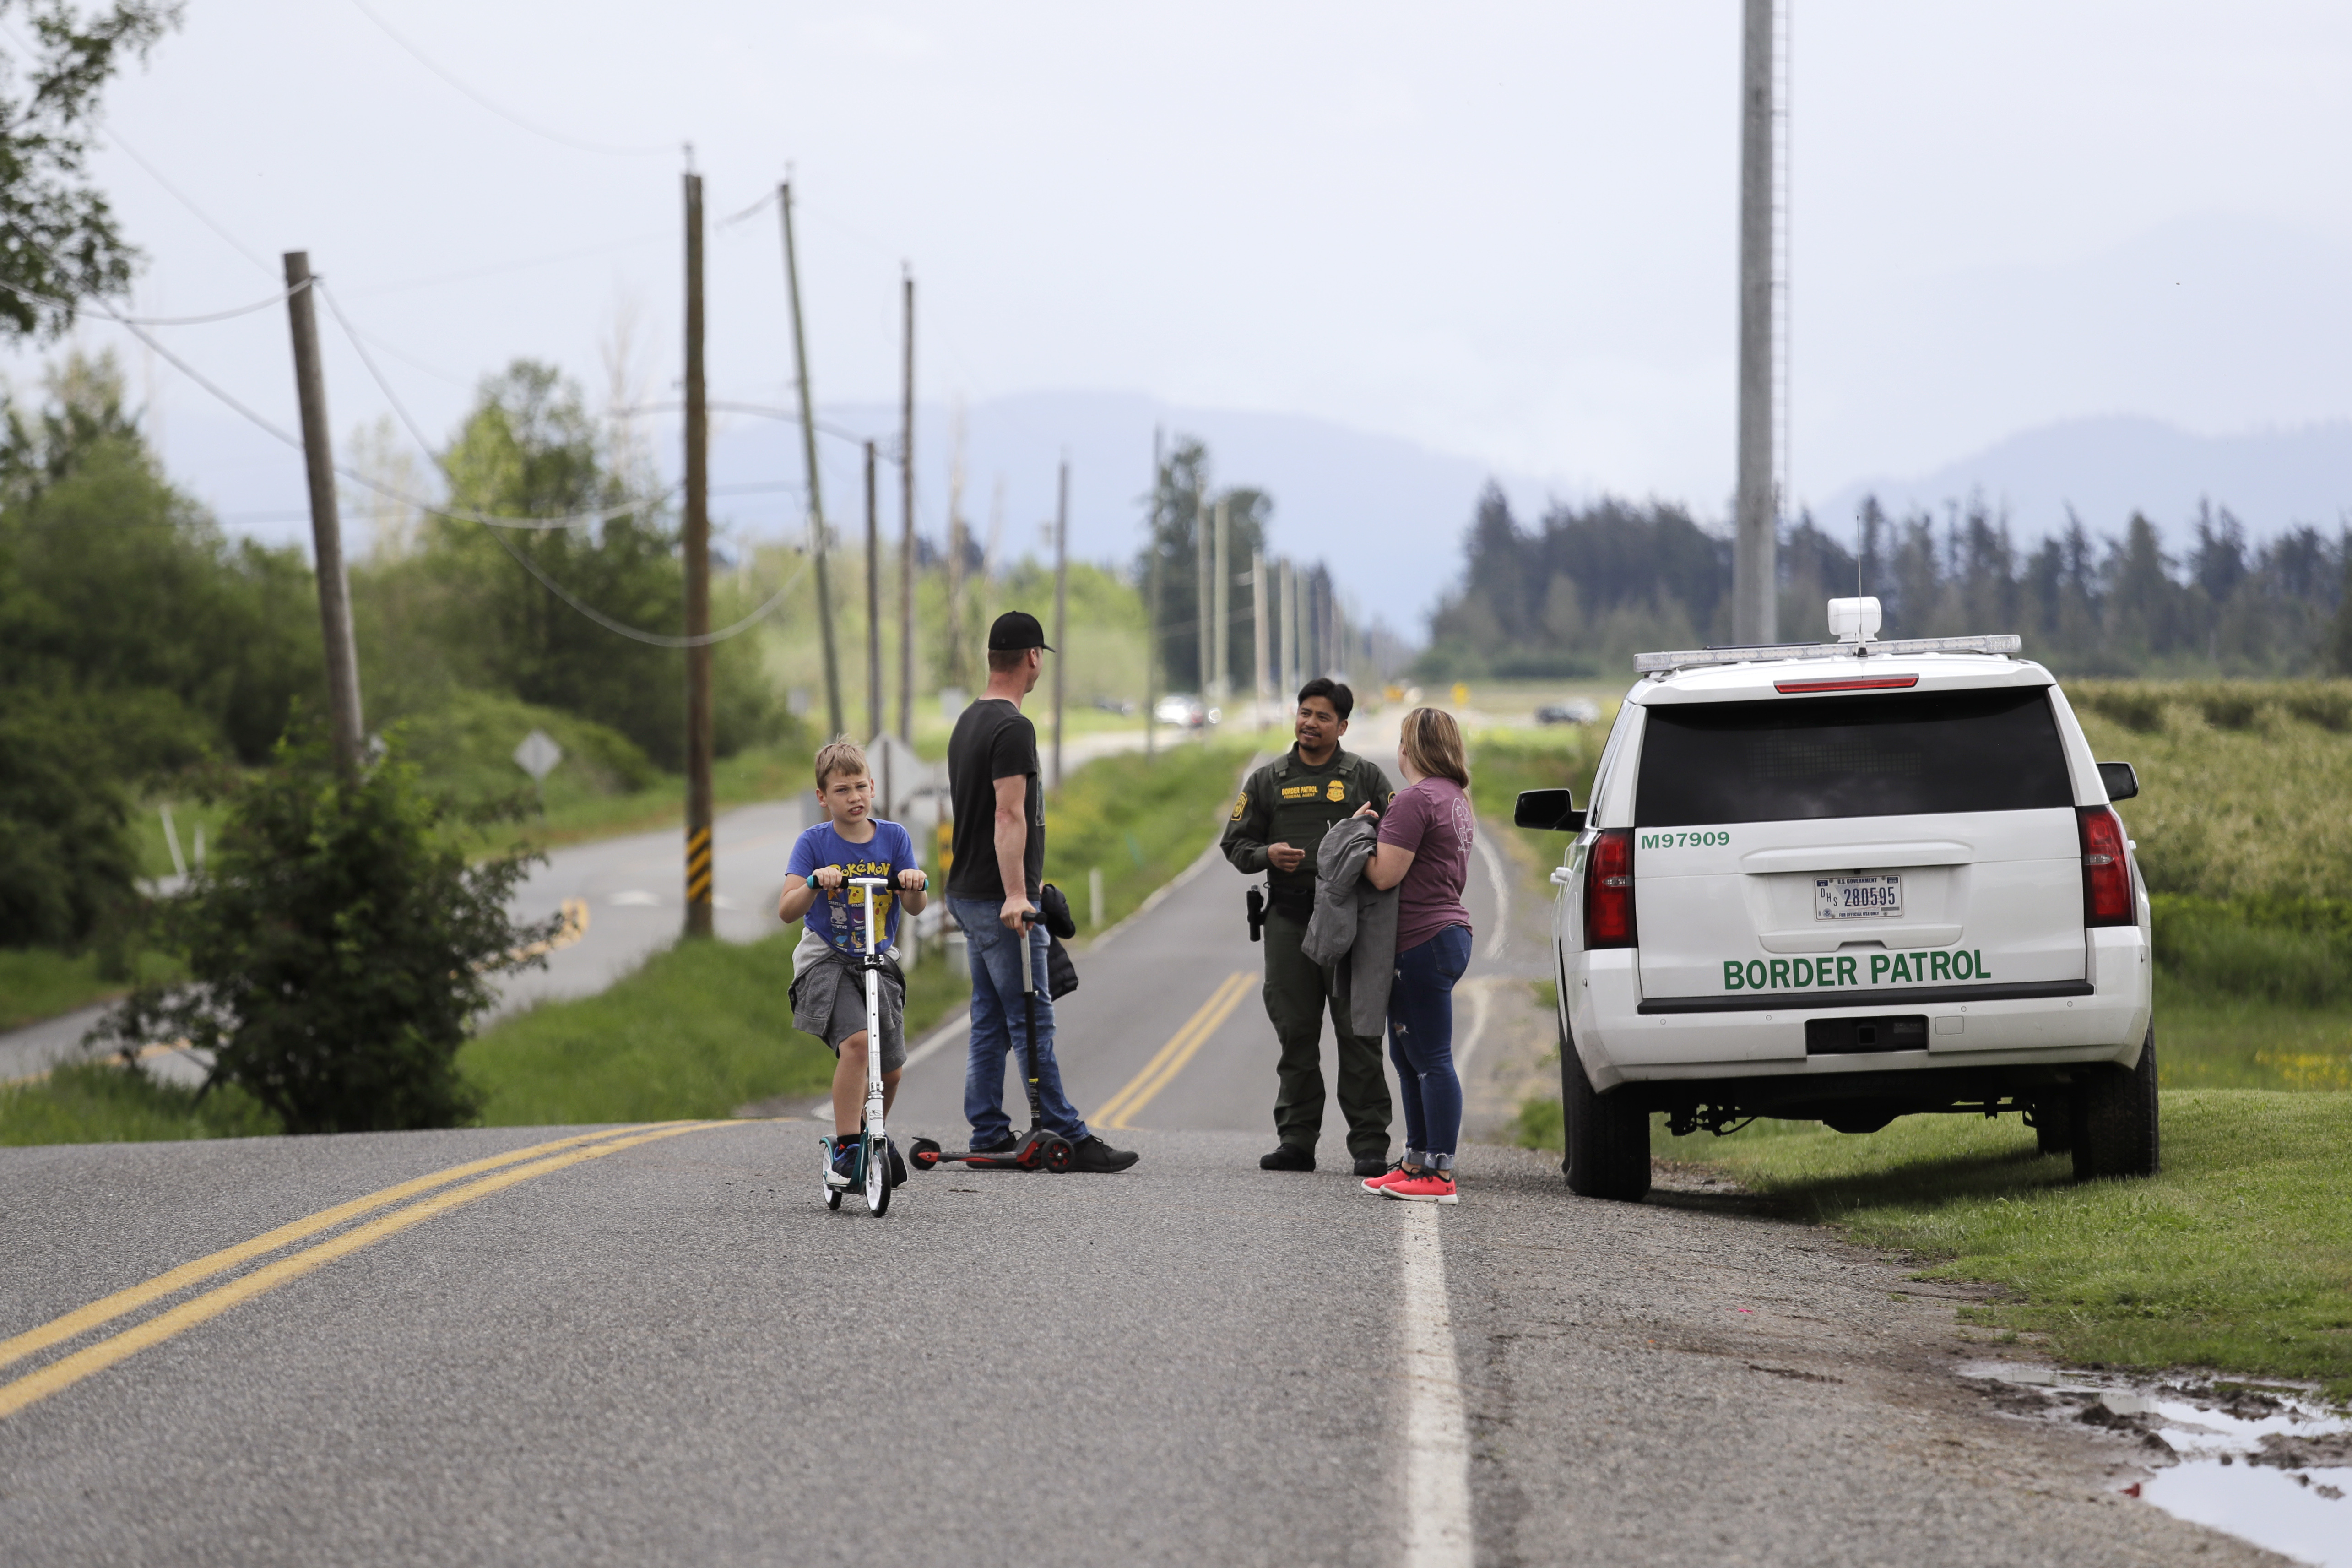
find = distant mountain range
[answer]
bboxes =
[160,392,2352,641]
[1816,416,2352,551]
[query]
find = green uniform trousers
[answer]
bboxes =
[1261,907,1392,1160]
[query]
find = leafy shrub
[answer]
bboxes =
[100,724,556,1133]
[0,688,137,947]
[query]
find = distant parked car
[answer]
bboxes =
[1154,693,1209,729]
[1536,699,1600,726]
[1092,694,1138,716]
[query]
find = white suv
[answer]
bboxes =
[1520,599,2156,1202]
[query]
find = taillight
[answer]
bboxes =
[2078,806,2132,926]
[1583,828,1637,948]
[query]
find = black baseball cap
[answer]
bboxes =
[987,610,1054,652]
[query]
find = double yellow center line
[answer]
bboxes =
[1096,971,1254,1130]
[0,1120,732,1422]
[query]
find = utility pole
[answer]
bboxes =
[1050,456,1069,788]
[1732,0,1778,645]
[945,418,967,693]
[1289,561,1304,693]
[1212,498,1230,704]
[1143,428,1160,761]
[1274,559,1290,700]
[898,269,916,743]
[864,441,883,741]
[281,252,365,776]
[680,176,714,939]
[1250,549,1269,728]
[780,179,845,738]
[1193,497,1210,699]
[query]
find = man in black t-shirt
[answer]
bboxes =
[943,612,1138,1173]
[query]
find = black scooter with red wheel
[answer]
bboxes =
[907,912,1072,1175]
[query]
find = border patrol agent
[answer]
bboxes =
[1221,677,1394,1177]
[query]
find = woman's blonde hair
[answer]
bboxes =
[1398,707,1470,788]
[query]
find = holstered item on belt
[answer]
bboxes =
[1246,886,1266,943]
[1266,884,1316,923]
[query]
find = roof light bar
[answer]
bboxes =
[1634,633,2021,675]
[1774,674,1919,694]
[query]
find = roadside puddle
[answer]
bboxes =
[1967,1361,2351,1566]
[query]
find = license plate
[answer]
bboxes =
[1815,874,1903,920]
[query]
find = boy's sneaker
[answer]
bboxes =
[1360,1162,1414,1195]
[1067,1134,1139,1173]
[1381,1170,1458,1204]
[826,1139,858,1189]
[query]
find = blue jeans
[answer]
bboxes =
[1387,924,1471,1168]
[952,896,1089,1145]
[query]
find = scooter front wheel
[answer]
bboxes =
[864,1128,891,1216]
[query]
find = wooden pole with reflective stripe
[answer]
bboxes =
[683,172,715,939]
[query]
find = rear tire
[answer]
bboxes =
[2032,1098,2073,1156]
[1561,1031,1650,1202]
[2071,1027,2159,1181]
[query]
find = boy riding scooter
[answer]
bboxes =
[777,739,930,1191]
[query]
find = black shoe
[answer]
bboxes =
[1068,1134,1139,1173]
[1259,1144,1315,1172]
[970,1131,1018,1155]
[1352,1154,1393,1179]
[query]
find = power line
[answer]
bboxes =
[103,125,277,278]
[0,272,309,325]
[344,0,677,160]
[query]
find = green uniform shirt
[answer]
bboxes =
[1221,744,1393,916]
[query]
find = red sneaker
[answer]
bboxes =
[1360,1163,1414,1194]
[1382,1170,1458,1204]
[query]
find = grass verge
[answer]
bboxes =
[0,1061,279,1145]
[1045,738,1257,934]
[1467,726,1611,896]
[1512,1090,2352,1399]
[0,947,183,1033]
[459,933,972,1125]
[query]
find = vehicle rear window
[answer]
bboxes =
[1634,687,2073,826]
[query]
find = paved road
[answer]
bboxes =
[0,738,2277,1565]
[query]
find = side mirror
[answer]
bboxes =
[2097,761,2139,802]
[1513,787,1585,832]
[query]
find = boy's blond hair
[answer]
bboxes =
[813,737,870,791]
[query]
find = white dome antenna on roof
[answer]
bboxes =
[1827,597,1881,645]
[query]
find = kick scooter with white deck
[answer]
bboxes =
[822,875,900,1216]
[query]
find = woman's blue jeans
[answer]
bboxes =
[1387,923,1472,1169]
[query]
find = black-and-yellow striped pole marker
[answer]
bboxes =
[685,823,714,934]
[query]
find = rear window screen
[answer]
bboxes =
[1634,687,2073,826]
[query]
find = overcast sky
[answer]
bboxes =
[23,1,2352,568]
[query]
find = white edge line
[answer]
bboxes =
[1398,1202,1475,1566]
[1453,980,1492,1074]
[1474,819,1512,962]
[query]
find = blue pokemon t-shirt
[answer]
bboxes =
[786,818,918,955]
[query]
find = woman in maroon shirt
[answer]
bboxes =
[1358,707,1476,1204]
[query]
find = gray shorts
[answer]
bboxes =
[821,975,907,1073]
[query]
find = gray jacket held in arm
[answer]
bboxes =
[1300,815,1398,1038]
